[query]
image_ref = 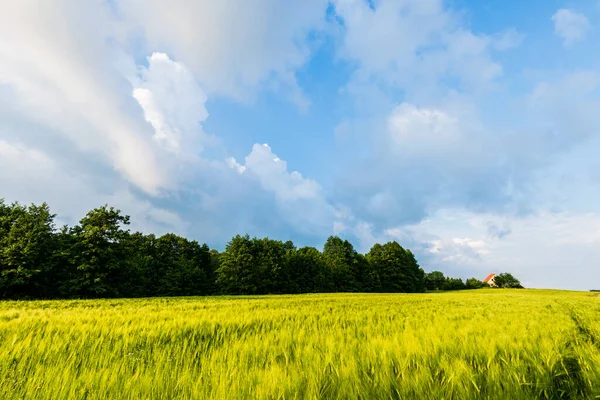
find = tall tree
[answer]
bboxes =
[441,277,466,291]
[285,246,332,293]
[0,200,56,298]
[117,232,215,297]
[121,232,156,297]
[216,234,252,294]
[254,237,289,294]
[173,237,214,296]
[354,253,377,293]
[69,206,130,297]
[404,249,426,293]
[368,242,425,293]
[426,271,446,291]
[217,235,290,294]
[493,273,523,288]
[323,236,360,292]
[465,277,484,289]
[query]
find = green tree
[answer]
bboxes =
[354,253,377,292]
[156,234,189,296]
[0,200,56,298]
[285,246,331,293]
[186,241,215,295]
[209,249,221,285]
[323,236,360,292]
[149,234,214,296]
[426,271,446,291]
[69,206,130,297]
[255,237,289,294]
[368,242,426,293]
[216,235,289,294]
[493,273,523,288]
[441,277,466,291]
[121,232,156,297]
[50,224,81,298]
[465,277,484,289]
[407,250,426,293]
[216,235,254,294]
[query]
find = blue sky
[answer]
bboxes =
[1,0,600,290]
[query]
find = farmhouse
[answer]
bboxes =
[483,273,497,287]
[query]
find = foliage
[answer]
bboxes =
[441,277,467,291]
[494,272,523,288]
[0,200,56,298]
[0,198,514,299]
[0,290,598,399]
[323,236,361,292]
[216,235,289,295]
[68,206,131,297]
[368,242,425,293]
[426,272,476,292]
[426,271,446,291]
[466,277,485,289]
[285,246,331,293]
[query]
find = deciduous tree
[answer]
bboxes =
[494,273,523,288]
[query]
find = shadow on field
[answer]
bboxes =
[548,340,589,400]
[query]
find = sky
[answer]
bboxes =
[1,0,600,290]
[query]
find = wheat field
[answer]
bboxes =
[0,290,599,399]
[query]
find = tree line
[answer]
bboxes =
[0,199,521,299]
[424,271,522,291]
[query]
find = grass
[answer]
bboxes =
[0,289,599,399]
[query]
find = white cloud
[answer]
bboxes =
[479,212,600,290]
[0,139,56,185]
[0,0,336,246]
[333,0,449,75]
[133,53,210,155]
[388,103,463,155]
[382,208,600,290]
[105,189,188,236]
[0,139,185,236]
[232,143,323,202]
[0,0,332,197]
[228,143,335,236]
[328,1,600,290]
[428,237,488,263]
[332,0,516,102]
[0,0,167,194]
[552,9,591,45]
[118,0,328,104]
[226,157,247,174]
[0,138,90,218]
[336,62,600,239]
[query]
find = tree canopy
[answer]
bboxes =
[493,273,523,288]
[0,199,522,299]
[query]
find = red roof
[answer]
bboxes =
[483,273,496,283]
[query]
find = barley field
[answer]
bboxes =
[0,290,599,399]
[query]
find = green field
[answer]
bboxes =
[1,290,599,399]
